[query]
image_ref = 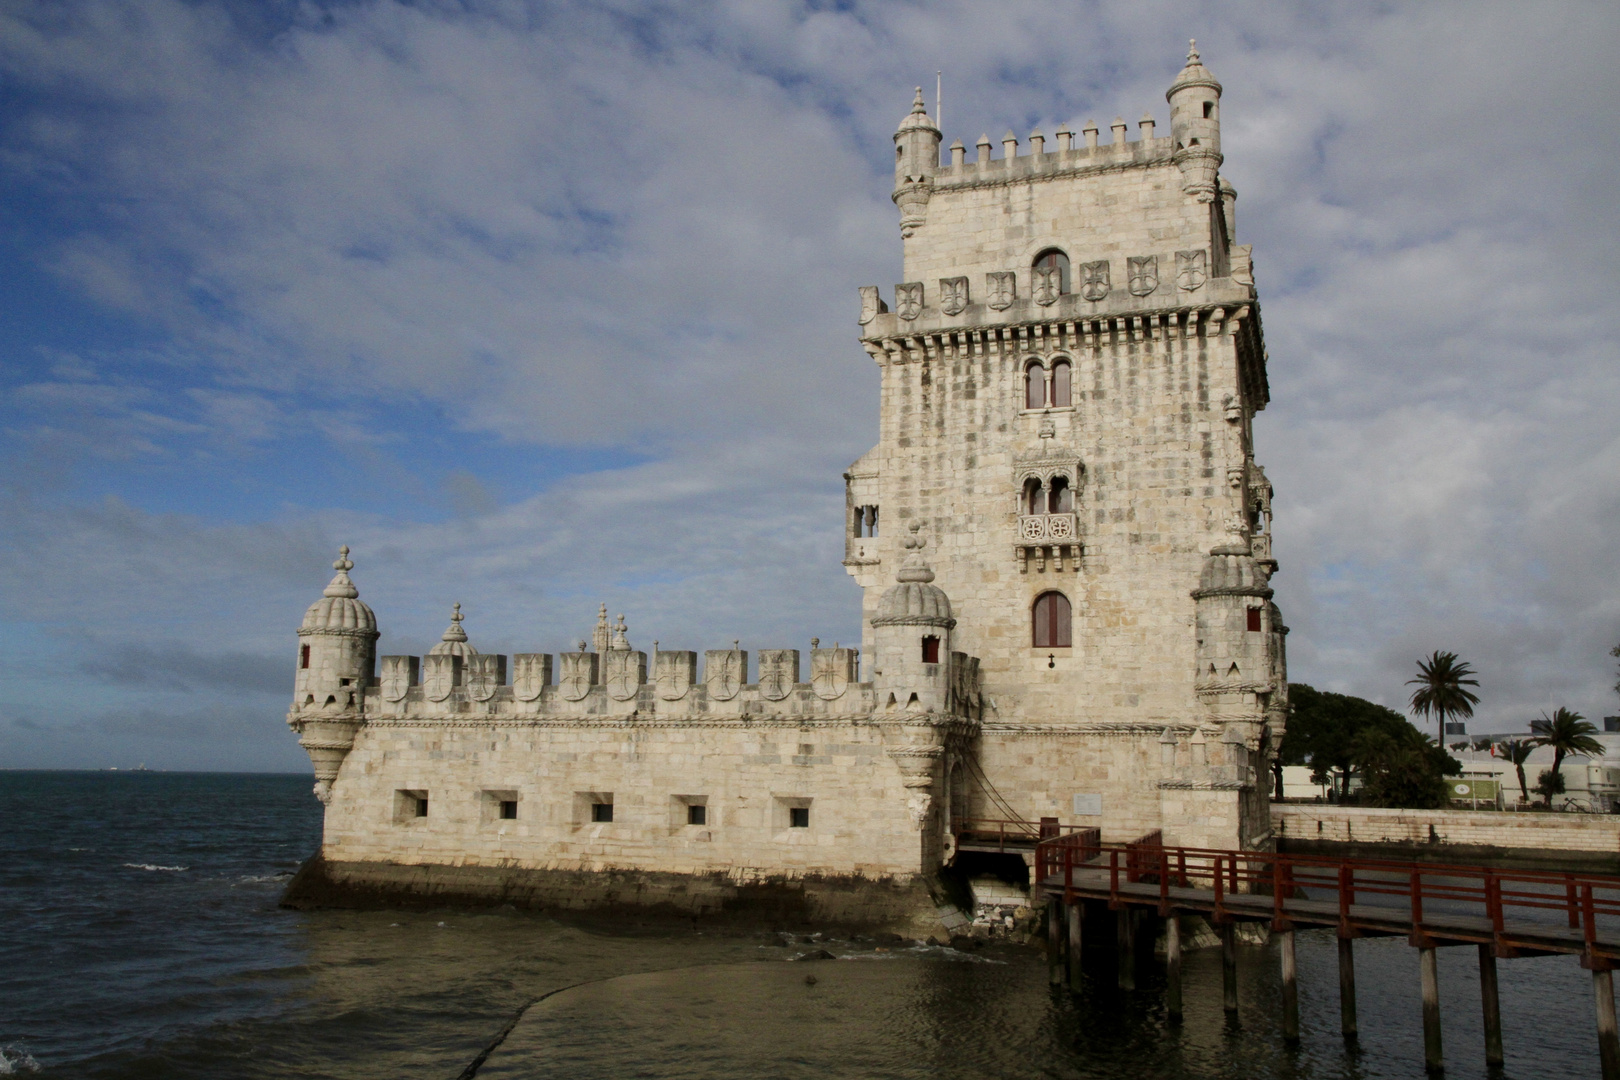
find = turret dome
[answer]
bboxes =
[1167,39,1222,99]
[1192,541,1273,598]
[428,603,479,659]
[873,523,954,625]
[895,87,940,136]
[300,547,378,633]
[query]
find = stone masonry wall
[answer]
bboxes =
[1273,805,1620,855]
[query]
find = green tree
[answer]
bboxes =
[1533,768,1566,807]
[1529,707,1604,795]
[1351,723,1462,809]
[1280,683,1412,798]
[1495,738,1535,804]
[1407,651,1481,743]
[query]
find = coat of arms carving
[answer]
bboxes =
[655,650,696,701]
[466,654,505,703]
[705,649,746,701]
[986,271,1016,310]
[757,649,799,701]
[1176,249,1207,292]
[1079,260,1110,301]
[604,650,645,702]
[380,655,417,703]
[559,651,596,702]
[938,276,969,316]
[858,285,888,326]
[1127,255,1158,297]
[1032,266,1062,306]
[894,282,924,321]
[512,654,550,702]
[810,647,854,701]
[422,654,458,703]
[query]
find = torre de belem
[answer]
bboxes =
[285,45,1286,924]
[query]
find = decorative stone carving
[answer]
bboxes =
[1019,513,1077,541]
[757,649,799,701]
[1079,260,1110,301]
[858,285,887,325]
[1176,249,1207,291]
[986,271,1016,310]
[604,650,645,701]
[559,650,596,702]
[938,276,969,316]
[466,654,505,702]
[380,655,416,703]
[1032,266,1061,306]
[655,650,696,701]
[422,653,458,702]
[888,743,942,828]
[1127,255,1158,296]
[949,652,981,716]
[512,654,550,702]
[894,282,923,321]
[705,648,746,701]
[810,646,855,701]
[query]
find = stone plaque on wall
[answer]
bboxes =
[1072,793,1103,817]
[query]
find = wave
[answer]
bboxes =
[0,1044,40,1075]
[123,863,189,872]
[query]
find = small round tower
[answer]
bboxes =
[892,88,941,238]
[870,523,955,713]
[429,603,478,659]
[1166,40,1224,202]
[289,546,379,803]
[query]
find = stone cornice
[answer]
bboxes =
[362,714,982,733]
[861,299,1255,355]
[980,722,1199,736]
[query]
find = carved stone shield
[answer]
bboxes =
[938,276,969,316]
[512,653,550,702]
[1176,249,1207,292]
[757,649,799,701]
[1032,266,1061,306]
[704,649,745,701]
[986,271,1016,310]
[894,282,923,321]
[810,647,853,701]
[466,654,505,702]
[1127,255,1158,296]
[858,285,887,326]
[380,655,416,703]
[1079,260,1110,301]
[655,651,696,701]
[559,652,596,702]
[423,654,458,703]
[604,650,645,702]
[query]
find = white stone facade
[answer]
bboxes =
[287,45,1285,906]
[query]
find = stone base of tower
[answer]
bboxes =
[1157,783,1269,852]
[281,854,946,934]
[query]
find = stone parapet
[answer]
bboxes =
[1274,804,1620,856]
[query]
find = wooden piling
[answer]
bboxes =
[1117,908,1136,991]
[1338,937,1358,1039]
[1066,902,1083,986]
[1165,914,1183,1023]
[1595,968,1620,1080]
[1420,946,1443,1073]
[1279,928,1299,1043]
[1220,921,1238,1015]
[1478,944,1503,1068]
[1047,897,1064,986]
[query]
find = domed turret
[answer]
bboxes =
[289,546,381,804]
[428,603,479,659]
[870,524,955,713]
[893,88,941,238]
[1191,540,1275,696]
[1166,40,1223,202]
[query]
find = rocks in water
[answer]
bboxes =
[794,948,836,961]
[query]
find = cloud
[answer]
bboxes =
[79,642,288,695]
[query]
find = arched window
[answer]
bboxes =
[1047,476,1073,514]
[1033,248,1070,294]
[1050,359,1071,407]
[1032,591,1072,648]
[1023,477,1044,516]
[1024,362,1046,409]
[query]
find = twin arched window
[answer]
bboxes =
[1022,475,1074,516]
[1024,359,1072,409]
[1032,591,1072,648]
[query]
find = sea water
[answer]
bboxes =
[0,771,1602,1079]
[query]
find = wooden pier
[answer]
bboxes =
[1033,833,1620,1075]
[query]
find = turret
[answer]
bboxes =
[1191,541,1276,719]
[288,546,379,803]
[892,88,941,238]
[1167,40,1223,202]
[870,523,955,712]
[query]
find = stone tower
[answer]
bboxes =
[288,546,379,804]
[846,43,1285,850]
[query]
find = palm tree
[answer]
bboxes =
[1530,707,1605,793]
[1407,651,1481,743]
[1496,739,1534,804]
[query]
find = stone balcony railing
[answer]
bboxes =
[1018,513,1079,543]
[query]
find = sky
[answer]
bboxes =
[0,0,1616,772]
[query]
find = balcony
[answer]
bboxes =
[1019,513,1079,542]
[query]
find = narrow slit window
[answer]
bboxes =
[1032,591,1073,648]
[922,635,940,664]
[591,802,613,823]
[1050,360,1071,407]
[300,644,310,669]
[789,807,810,828]
[499,800,518,820]
[687,804,707,826]
[1025,363,1046,409]
[415,796,429,818]
[1247,608,1263,633]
